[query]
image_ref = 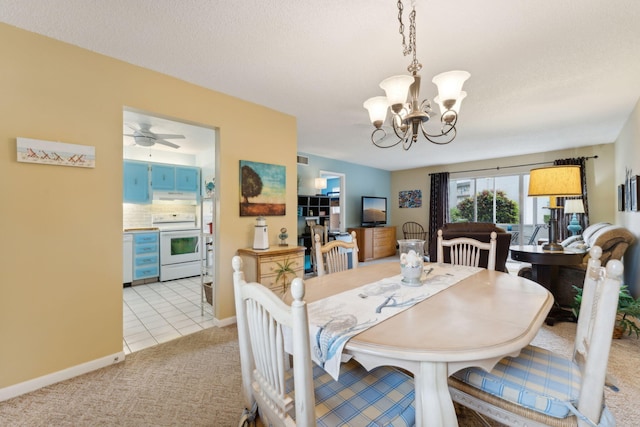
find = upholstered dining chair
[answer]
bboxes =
[232,256,416,427]
[448,246,623,427]
[315,231,359,277]
[436,229,497,271]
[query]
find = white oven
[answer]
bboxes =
[153,213,202,281]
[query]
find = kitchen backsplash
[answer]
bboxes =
[123,203,196,229]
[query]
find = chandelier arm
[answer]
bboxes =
[420,121,457,145]
[371,127,403,149]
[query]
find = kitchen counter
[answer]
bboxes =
[123,227,159,232]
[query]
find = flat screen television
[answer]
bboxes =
[361,196,387,227]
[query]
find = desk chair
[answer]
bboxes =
[315,231,358,277]
[232,256,416,427]
[448,247,622,427]
[436,229,497,271]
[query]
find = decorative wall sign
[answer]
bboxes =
[17,137,95,168]
[399,190,422,208]
[239,160,286,216]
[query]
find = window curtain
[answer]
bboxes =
[554,157,589,241]
[428,172,450,260]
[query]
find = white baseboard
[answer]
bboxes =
[214,315,236,327]
[0,351,125,402]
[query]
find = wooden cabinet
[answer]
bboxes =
[348,226,397,262]
[133,232,159,282]
[123,160,150,203]
[150,164,175,190]
[175,166,200,192]
[237,246,305,293]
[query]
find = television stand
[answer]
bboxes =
[348,226,396,262]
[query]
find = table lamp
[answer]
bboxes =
[528,165,582,251]
[564,198,585,236]
[314,177,327,195]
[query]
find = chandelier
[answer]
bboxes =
[363,0,470,150]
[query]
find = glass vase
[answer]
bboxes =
[398,239,425,286]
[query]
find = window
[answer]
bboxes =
[449,174,549,245]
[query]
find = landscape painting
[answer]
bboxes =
[239,160,286,216]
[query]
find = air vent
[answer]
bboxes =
[297,155,309,166]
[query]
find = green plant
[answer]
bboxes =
[274,258,296,295]
[572,284,640,338]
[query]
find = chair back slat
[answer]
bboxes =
[315,231,359,277]
[437,230,497,271]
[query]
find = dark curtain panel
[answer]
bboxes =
[428,172,450,260]
[554,157,589,241]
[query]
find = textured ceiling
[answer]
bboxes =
[2,0,640,170]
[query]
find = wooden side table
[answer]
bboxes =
[510,245,585,325]
[237,246,305,294]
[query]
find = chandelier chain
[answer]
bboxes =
[397,1,421,74]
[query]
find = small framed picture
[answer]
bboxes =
[618,184,625,211]
[631,176,639,211]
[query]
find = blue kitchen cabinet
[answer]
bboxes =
[151,164,175,190]
[133,232,159,281]
[123,160,150,203]
[175,166,200,192]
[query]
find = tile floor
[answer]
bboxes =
[123,276,214,354]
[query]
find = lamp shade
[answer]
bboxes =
[379,75,414,107]
[434,91,467,120]
[314,178,327,190]
[528,165,582,197]
[432,70,470,102]
[363,96,388,125]
[564,199,585,214]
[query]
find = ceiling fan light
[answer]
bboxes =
[363,96,389,127]
[379,75,414,109]
[432,70,470,105]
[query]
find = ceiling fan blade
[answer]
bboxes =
[123,133,136,138]
[155,139,181,149]
[153,133,185,140]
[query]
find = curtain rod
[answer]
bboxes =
[428,155,598,176]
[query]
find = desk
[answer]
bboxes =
[299,262,553,427]
[510,245,585,324]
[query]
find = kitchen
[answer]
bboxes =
[122,109,217,353]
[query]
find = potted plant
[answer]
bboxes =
[274,258,297,296]
[572,285,640,338]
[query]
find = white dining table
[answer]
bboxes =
[296,262,553,427]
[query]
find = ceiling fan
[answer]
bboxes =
[124,123,185,149]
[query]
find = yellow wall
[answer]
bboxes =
[390,144,616,241]
[0,24,297,389]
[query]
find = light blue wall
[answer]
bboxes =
[297,152,391,229]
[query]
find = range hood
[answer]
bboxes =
[152,191,197,204]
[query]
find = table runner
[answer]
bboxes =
[307,263,482,380]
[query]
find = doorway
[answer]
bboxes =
[319,170,346,232]
[122,108,217,353]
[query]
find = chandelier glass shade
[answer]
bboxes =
[363,1,470,150]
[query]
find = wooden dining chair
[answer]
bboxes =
[448,246,622,427]
[402,221,428,240]
[232,256,416,427]
[309,224,327,273]
[315,231,358,277]
[436,229,497,270]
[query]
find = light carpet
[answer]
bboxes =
[0,322,637,426]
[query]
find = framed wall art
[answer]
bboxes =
[399,190,422,208]
[631,176,639,211]
[618,184,625,212]
[239,160,286,216]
